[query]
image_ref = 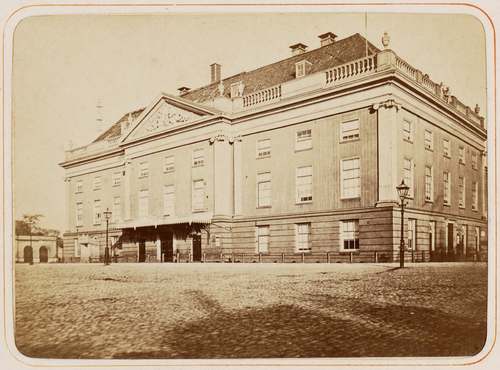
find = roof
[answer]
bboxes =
[181,33,379,103]
[93,33,379,143]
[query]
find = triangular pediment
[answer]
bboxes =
[121,94,216,143]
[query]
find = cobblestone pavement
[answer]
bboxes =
[14,262,487,359]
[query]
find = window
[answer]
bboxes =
[230,81,243,98]
[138,189,149,218]
[458,176,465,208]
[112,172,121,187]
[163,155,175,173]
[93,199,101,225]
[257,172,271,207]
[163,184,175,215]
[192,180,205,211]
[112,196,121,223]
[403,158,414,198]
[407,219,416,250]
[139,162,149,178]
[424,130,433,150]
[75,180,83,194]
[93,176,101,190]
[459,146,465,164]
[341,220,359,250]
[295,61,306,78]
[443,172,451,205]
[192,148,205,167]
[76,202,83,227]
[341,158,360,199]
[402,119,413,142]
[295,223,311,252]
[256,226,269,253]
[443,139,451,157]
[340,119,360,141]
[295,129,312,151]
[472,181,478,211]
[296,166,313,203]
[425,166,433,202]
[472,151,478,170]
[256,138,271,158]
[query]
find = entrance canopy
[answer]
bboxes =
[118,213,212,230]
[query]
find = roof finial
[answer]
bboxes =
[381,32,390,49]
[474,104,480,114]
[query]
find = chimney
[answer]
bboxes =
[318,32,337,47]
[210,63,221,84]
[178,86,191,95]
[289,43,308,56]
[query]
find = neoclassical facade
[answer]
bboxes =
[60,32,487,263]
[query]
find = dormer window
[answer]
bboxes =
[230,81,245,99]
[295,60,311,78]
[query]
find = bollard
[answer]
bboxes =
[281,252,285,263]
[374,251,378,263]
[202,252,206,263]
[349,252,353,263]
[259,252,262,263]
[220,252,223,262]
[302,253,305,263]
[327,251,330,264]
[411,250,415,263]
[232,252,235,263]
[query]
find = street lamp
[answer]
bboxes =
[103,208,112,266]
[396,180,410,268]
[27,220,34,265]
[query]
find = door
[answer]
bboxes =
[138,240,146,262]
[39,246,48,263]
[192,234,202,262]
[161,236,174,262]
[447,223,454,259]
[23,246,33,264]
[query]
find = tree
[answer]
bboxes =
[15,214,44,236]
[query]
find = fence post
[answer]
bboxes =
[232,252,235,263]
[259,252,262,263]
[281,252,285,263]
[374,251,378,263]
[220,252,223,262]
[327,251,330,264]
[302,253,305,263]
[349,252,353,263]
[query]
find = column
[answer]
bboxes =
[64,177,72,232]
[374,99,401,206]
[156,235,161,262]
[233,136,243,215]
[124,158,132,220]
[211,134,234,216]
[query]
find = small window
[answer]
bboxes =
[341,220,359,251]
[163,184,175,215]
[256,226,270,253]
[256,138,271,158]
[424,130,433,150]
[459,146,465,165]
[458,176,465,208]
[112,173,121,187]
[295,129,312,151]
[93,176,101,191]
[192,180,206,211]
[75,180,83,194]
[340,119,360,142]
[341,158,361,199]
[296,166,313,203]
[257,172,271,208]
[443,172,451,205]
[139,162,149,178]
[472,181,478,211]
[295,223,311,252]
[112,196,121,223]
[402,119,413,142]
[472,151,478,170]
[138,189,149,218]
[230,81,244,98]
[295,61,306,78]
[93,199,101,225]
[425,166,433,202]
[443,139,451,157]
[403,158,414,198]
[192,149,205,167]
[163,155,175,173]
[76,202,83,227]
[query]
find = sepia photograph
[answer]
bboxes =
[2,2,497,368]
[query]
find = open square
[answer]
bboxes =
[14,262,487,359]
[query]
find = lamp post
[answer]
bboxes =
[103,208,112,266]
[27,220,34,265]
[396,180,410,268]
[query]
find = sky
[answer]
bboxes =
[11,12,487,231]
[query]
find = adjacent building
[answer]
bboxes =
[60,32,488,263]
[15,235,58,263]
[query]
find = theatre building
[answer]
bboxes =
[60,32,487,263]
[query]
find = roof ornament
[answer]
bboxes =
[381,32,390,49]
[218,80,225,97]
[238,81,245,97]
[474,104,480,114]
